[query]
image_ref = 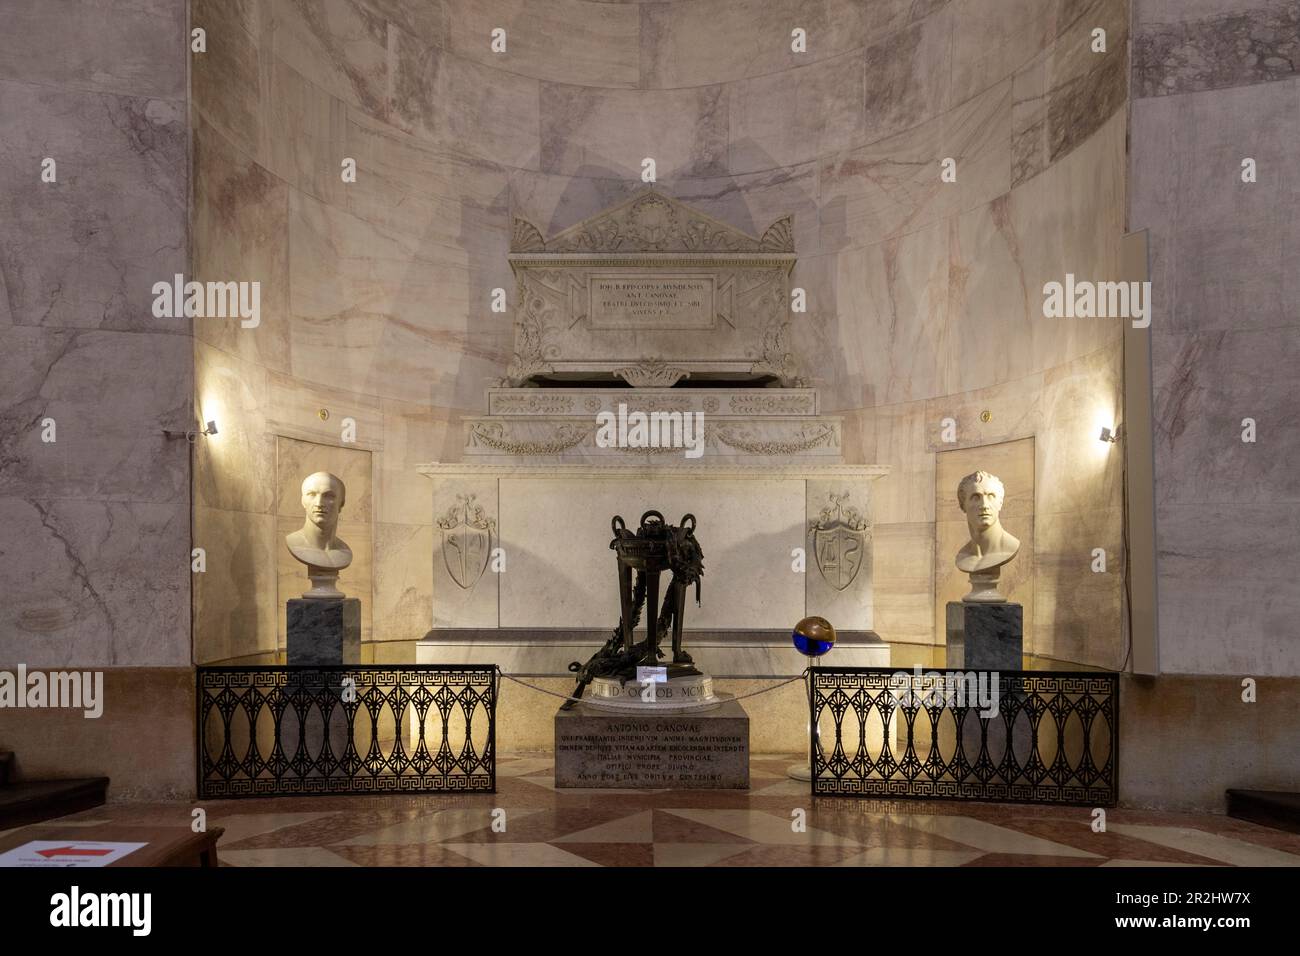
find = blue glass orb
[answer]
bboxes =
[792,616,836,657]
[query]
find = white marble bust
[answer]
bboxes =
[285,472,352,598]
[954,470,1020,602]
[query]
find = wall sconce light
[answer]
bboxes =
[1099,425,1121,443]
[163,419,219,443]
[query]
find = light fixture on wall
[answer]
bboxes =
[1099,425,1121,443]
[163,419,219,443]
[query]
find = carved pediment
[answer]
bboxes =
[510,190,794,255]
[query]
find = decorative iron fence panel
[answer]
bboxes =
[197,665,497,798]
[810,667,1118,806]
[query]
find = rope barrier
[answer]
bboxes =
[497,669,807,706]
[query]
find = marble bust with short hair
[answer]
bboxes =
[285,472,352,598]
[954,470,1019,602]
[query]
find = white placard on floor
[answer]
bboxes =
[0,840,147,868]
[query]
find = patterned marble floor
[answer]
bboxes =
[13,756,1300,867]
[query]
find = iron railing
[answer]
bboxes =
[810,667,1118,806]
[197,665,496,798]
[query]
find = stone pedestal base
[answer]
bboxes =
[946,602,1022,671]
[287,598,361,665]
[555,697,749,789]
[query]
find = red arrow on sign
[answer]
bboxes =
[36,846,115,858]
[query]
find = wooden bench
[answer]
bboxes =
[0,824,225,867]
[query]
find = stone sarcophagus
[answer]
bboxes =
[418,191,890,676]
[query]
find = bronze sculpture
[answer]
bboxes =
[565,510,705,707]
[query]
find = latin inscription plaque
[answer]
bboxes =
[554,698,750,789]
[588,275,715,330]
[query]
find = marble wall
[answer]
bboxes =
[0,0,191,668]
[1130,0,1300,677]
[191,0,1131,669]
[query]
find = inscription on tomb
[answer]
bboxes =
[588,275,715,330]
[554,700,750,789]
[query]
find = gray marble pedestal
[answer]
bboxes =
[555,697,749,789]
[287,598,361,665]
[946,602,1022,671]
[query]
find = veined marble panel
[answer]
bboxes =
[1008,111,1127,374]
[194,342,276,516]
[266,0,388,117]
[0,81,187,332]
[818,78,1011,251]
[538,82,727,180]
[1037,347,1124,517]
[870,400,938,525]
[1010,0,1128,184]
[0,0,186,100]
[0,329,190,503]
[1033,506,1123,667]
[389,28,541,170]
[1,496,189,666]
[794,274,869,412]
[373,522,434,641]
[264,371,385,451]
[357,0,445,40]
[1156,502,1300,676]
[287,190,512,406]
[923,369,1046,461]
[871,522,936,644]
[443,0,640,88]
[344,109,510,247]
[262,57,349,208]
[944,197,1037,393]
[192,116,291,372]
[192,0,262,162]
[862,9,953,140]
[950,0,1057,101]
[1151,327,1300,507]
[193,505,278,664]
[640,0,905,88]
[377,399,460,525]
[728,52,866,174]
[1134,1,1299,96]
[843,218,951,405]
[1131,81,1297,333]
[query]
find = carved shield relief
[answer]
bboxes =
[813,522,865,591]
[437,494,496,590]
[809,492,869,592]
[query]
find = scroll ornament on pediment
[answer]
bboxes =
[614,358,691,388]
[509,191,796,254]
[749,315,807,387]
[498,281,560,387]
